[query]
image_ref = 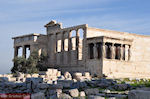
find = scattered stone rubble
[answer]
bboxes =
[0,69,149,99]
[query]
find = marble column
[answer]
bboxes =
[54,34,57,65]
[14,46,18,57]
[68,30,72,51]
[82,28,86,63]
[102,42,106,58]
[61,32,64,52]
[68,30,72,65]
[125,45,129,61]
[55,34,58,53]
[111,44,115,59]
[120,44,123,60]
[94,43,98,59]
[128,45,131,61]
[76,29,79,60]
[61,32,64,64]
[22,45,26,58]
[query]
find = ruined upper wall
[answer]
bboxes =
[45,20,63,35]
[45,20,88,35]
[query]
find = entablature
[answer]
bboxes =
[87,36,133,45]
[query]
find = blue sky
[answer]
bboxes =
[0,0,150,74]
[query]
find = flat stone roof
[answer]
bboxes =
[87,27,150,38]
[12,33,45,39]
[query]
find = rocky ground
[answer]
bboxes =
[0,69,150,99]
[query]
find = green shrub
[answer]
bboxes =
[11,50,48,74]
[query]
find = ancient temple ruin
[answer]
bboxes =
[12,20,150,78]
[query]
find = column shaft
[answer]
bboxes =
[111,44,115,59]
[94,43,98,59]
[22,45,26,58]
[14,47,18,57]
[120,45,123,60]
[61,32,64,52]
[125,45,129,61]
[76,29,79,60]
[82,28,86,63]
[68,31,72,51]
[68,30,71,65]
[55,34,58,53]
[55,34,57,66]
[128,45,131,61]
[61,32,64,64]
[102,42,106,58]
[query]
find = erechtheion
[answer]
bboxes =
[12,20,150,78]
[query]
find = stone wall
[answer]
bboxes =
[46,22,88,74]
[86,27,150,78]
